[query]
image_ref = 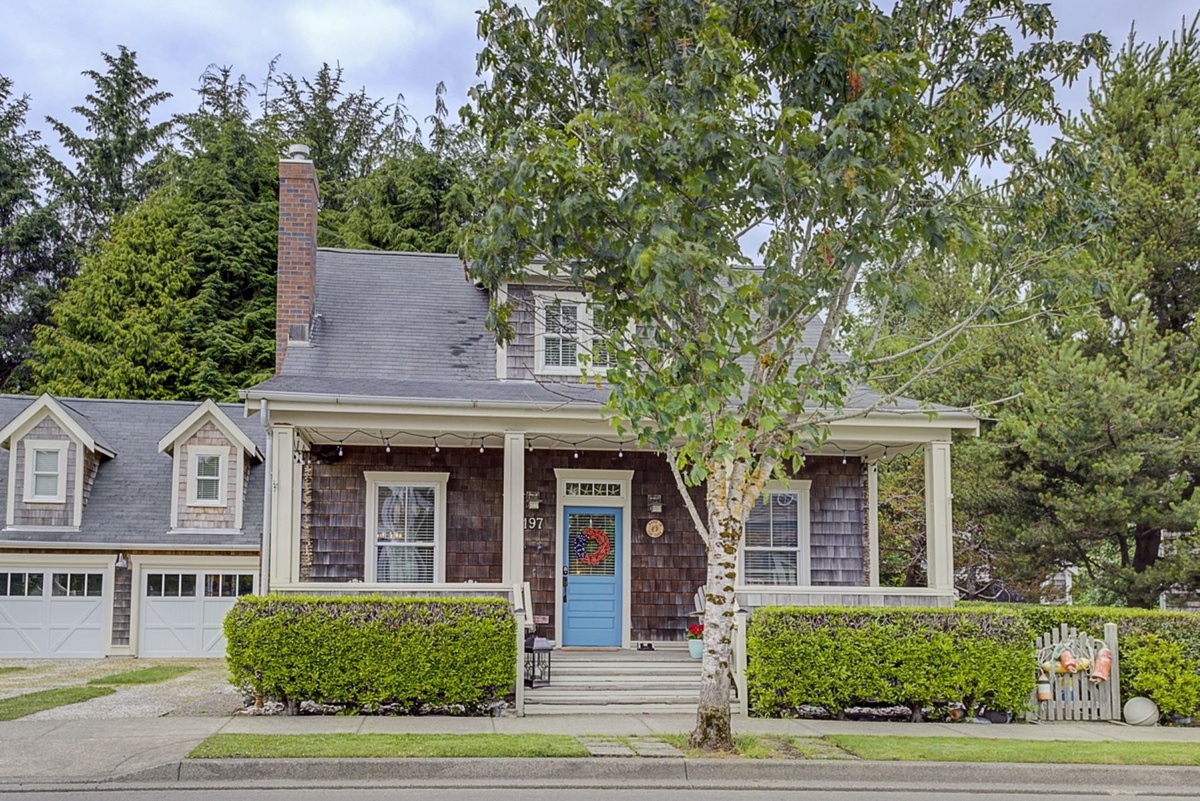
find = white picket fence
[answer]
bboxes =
[1029,622,1121,722]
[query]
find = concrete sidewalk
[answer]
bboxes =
[2,713,1199,786]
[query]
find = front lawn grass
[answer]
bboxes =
[88,665,195,686]
[658,733,851,759]
[0,686,115,721]
[189,733,590,759]
[829,735,1200,766]
[0,667,27,676]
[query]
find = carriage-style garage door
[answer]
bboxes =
[140,571,255,658]
[0,570,108,658]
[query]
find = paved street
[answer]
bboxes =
[0,789,1193,801]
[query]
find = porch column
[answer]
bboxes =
[502,432,526,586]
[924,440,954,592]
[268,424,301,587]
[867,458,879,587]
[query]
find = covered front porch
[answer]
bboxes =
[254,397,971,648]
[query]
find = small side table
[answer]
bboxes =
[524,636,553,688]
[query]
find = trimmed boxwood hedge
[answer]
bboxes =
[224,595,517,714]
[963,603,1200,719]
[747,607,1034,719]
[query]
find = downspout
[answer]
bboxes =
[259,398,272,595]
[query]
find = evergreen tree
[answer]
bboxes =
[0,75,73,391]
[46,46,172,246]
[263,61,412,229]
[30,67,278,400]
[1074,17,1200,333]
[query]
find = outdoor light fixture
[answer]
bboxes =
[648,494,663,514]
[434,439,441,453]
[526,491,541,510]
[385,438,392,453]
[337,444,344,457]
[618,443,624,458]
[573,446,579,459]
[114,553,127,569]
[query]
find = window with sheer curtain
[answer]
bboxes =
[366,472,448,583]
[742,483,811,586]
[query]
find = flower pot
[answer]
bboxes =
[688,639,703,659]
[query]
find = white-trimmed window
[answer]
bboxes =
[534,293,616,374]
[742,481,812,586]
[365,471,449,584]
[24,440,67,503]
[187,446,227,507]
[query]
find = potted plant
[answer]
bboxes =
[687,623,704,659]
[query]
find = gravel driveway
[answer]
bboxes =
[0,659,244,718]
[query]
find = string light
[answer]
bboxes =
[294,428,897,462]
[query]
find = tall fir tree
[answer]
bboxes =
[30,66,278,400]
[0,75,73,392]
[45,46,172,247]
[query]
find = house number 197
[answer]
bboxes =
[525,517,544,530]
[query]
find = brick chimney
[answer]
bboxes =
[276,144,319,374]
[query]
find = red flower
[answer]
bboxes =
[687,623,704,640]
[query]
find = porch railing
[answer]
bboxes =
[512,580,534,717]
[731,608,749,718]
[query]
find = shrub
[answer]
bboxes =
[225,595,517,714]
[964,603,1200,720]
[747,607,1034,719]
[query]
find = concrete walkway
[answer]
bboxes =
[2,713,1199,785]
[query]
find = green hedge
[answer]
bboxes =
[225,595,517,714]
[963,603,1200,719]
[747,607,1034,719]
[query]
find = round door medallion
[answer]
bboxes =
[645,519,665,538]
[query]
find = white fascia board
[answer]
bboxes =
[156,398,262,459]
[0,394,113,457]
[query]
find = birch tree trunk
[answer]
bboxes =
[690,456,771,751]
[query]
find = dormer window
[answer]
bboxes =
[25,441,67,503]
[535,293,615,375]
[188,447,227,507]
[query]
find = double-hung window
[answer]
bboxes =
[188,447,227,507]
[24,441,67,503]
[742,482,811,586]
[365,472,448,584]
[535,293,616,374]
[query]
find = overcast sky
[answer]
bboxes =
[2,0,1197,153]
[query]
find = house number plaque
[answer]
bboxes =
[645,519,664,538]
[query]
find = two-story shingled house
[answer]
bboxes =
[0,396,264,658]
[242,147,978,650]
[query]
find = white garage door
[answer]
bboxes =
[0,570,109,658]
[140,571,255,658]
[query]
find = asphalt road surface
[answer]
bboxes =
[0,789,1191,801]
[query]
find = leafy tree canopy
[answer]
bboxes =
[465,0,1105,749]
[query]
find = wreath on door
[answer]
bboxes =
[572,527,612,566]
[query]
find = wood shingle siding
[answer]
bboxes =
[303,446,505,583]
[175,421,238,529]
[11,417,76,527]
[807,457,865,586]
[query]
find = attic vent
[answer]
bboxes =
[287,143,311,160]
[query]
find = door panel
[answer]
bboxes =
[562,507,621,647]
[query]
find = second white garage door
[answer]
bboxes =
[139,571,255,658]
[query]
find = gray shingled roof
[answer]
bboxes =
[248,248,969,424]
[0,395,264,547]
[278,249,496,384]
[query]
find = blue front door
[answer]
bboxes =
[562,506,622,647]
